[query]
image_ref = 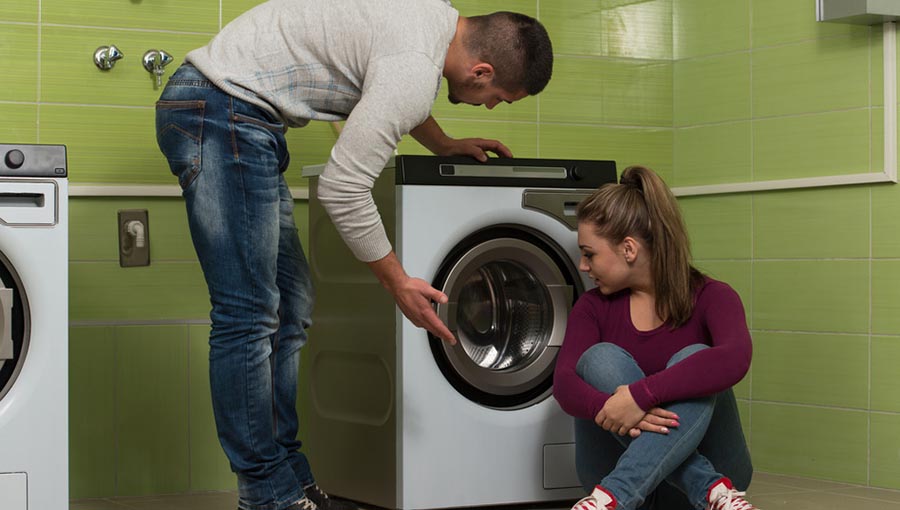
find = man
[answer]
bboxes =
[154,1,553,509]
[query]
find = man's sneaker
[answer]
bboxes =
[706,478,759,510]
[304,483,359,510]
[572,485,617,510]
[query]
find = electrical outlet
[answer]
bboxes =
[118,209,150,267]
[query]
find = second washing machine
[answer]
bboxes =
[303,155,616,509]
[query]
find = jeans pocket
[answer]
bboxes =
[156,99,206,190]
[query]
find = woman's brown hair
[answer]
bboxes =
[576,165,703,327]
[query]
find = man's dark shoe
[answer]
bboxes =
[304,484,360,510]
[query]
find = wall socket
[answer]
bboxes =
[118,209,150,267]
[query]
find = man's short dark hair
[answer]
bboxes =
[465,12,554,96]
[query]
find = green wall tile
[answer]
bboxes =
[674,52,750,126]
[188,325,237,491]
[69,326,116,499]
[0,1,37,22]
[873,261,900,336]
[753,187,870,259]
[43,0,218,33]
[873,181,900,258]
[752,332,868,408]
[455,0,537,17]
[0,104,37,143]
[70,261,209,321]
[69,198,195,262]
[540,57,672,127]
[871,413,900,489]
[285,121,340,173]
[680,195,752,259]
[673,0,750,59]
[539,124,672,181]
[399,120,539,159]
[752,34,871,118]
[41,27,211,107]
[0,24,38,102]
[115,325,190,496]
[752,260,868,333]
[753,110,872,181]
[222,0,269,25]
[40,105,169,184]
[541,0,672,59]
[673,122,751,186]
[750,402,867,483]
[751,0,869,48]
[872,337,900,412]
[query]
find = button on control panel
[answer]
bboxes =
[0,144,67,177]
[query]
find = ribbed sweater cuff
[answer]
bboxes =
[347,230,393,263]
[629,381,657,412]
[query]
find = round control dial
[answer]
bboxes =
[4,150,25,169]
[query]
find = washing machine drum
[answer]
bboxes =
[430,225,581,409]
[0,250,28,403]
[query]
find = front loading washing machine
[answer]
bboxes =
[0,144,68,510]
[303,156,616,509]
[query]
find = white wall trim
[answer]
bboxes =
[70,184,310,200]
[672,21,898,197]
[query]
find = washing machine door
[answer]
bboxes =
[430,225,582,409]
[0,250,28,403]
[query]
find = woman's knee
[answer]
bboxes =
[575,343,644,393]
[666,343,709,368]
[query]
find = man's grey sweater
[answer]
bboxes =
[187,0,458,262]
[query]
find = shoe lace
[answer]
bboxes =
[573,495,604,510]
[708,488,756,510]
[297,498,317,510]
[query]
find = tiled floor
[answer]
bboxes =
[70,473,900,510]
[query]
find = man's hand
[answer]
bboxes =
[367,251,457,345]
[410,116,513,161]
[438,137,513,161]
[595,385,645,436]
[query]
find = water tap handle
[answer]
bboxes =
[142,49,174,88]
[93,44,124,70]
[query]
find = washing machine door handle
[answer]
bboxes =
[0,287,12,360]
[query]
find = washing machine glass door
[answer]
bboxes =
[0,250,28,403]
[432,226,581,409]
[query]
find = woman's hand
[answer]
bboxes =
[627,407,680,438]
[595,385,645,436]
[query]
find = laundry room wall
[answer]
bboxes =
[2,0,898,502]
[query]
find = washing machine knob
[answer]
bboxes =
[5,149,25,169]
[570,165,584,180]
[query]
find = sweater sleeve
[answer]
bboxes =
[628,282,752,408]
[317,54,437,262]
[553,293,612,421]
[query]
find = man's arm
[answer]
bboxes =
[410,115,514,160]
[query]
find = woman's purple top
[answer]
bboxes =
[553,277,752,420]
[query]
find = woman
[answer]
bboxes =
[553,165,759,510]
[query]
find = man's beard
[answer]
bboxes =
[447,78,484,105]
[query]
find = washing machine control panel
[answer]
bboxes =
[0,144,67,177]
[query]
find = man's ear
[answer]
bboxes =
[471,62,494,82]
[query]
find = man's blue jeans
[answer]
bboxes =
[156,64,315,510]
[574,343,752,510]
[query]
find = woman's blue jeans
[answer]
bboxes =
[155,64,314,510]
[574,343,752,510]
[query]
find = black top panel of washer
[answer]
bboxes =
[0,144,67,178]
[394,155,617,188]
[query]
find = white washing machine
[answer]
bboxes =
[0,144,68,510]
[303,156,616,510]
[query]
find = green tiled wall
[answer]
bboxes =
[5,0,900,500]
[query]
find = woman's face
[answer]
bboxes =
[577,222,631,295]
